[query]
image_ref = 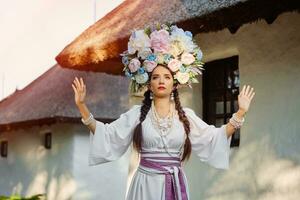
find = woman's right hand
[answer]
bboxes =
[72,77,86,106]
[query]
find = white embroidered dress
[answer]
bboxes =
[88,104,232,200]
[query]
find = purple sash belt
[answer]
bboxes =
[138,151,188,200]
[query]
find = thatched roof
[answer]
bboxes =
[55,0,300,74]
[0,64,131,131]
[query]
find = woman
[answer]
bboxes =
[72,24,255,200]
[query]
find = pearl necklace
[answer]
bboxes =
[150,101,174,137]
[150,101,184,159]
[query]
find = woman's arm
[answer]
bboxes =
[76,102,96,134]
[72,76,96,134]
[225,85,255,138]
[225,109,246,138]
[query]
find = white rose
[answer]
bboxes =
[138,48,152,60]
[135,73,149,84]
[143,60,157,72]
[181,52,195,65]
[128,30,151,54]
[170,27,196,53]
[175,71,190,84]
[156,53,165,64]
[168,41,183,57]
[168,58,182,72]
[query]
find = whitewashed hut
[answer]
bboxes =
[0,64,133,199]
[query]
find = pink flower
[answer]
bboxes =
[143,60,157,72]
[181,52,195,65]
[128,58,141,73]
[150,30,170,53]
[167,59,182,72]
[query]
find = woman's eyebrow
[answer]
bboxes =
[152,74,171,76]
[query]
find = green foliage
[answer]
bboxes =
[0,194,45,200]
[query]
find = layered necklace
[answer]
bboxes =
[150,100,184,158]
[150,100,174,137]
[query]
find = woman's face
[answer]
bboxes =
[149,65,175,98]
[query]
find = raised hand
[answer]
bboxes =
[238,85,255,113]
[72,77,86,105]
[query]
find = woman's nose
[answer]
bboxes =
[159,77,165,83]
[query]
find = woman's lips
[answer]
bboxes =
[158,86,166,90]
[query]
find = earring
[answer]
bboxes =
[150,91,153,100]
[170,92,174,101]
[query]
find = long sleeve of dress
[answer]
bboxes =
[88,105,141,166]
[183,107,232,170]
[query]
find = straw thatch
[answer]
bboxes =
[0,64,131,131]
[55,0,300,74]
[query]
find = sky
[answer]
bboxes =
[0,0,124,101]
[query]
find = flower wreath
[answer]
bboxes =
[120,23,205,93]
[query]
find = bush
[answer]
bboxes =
[0,194,45,200]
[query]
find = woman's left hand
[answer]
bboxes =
[238,85,255,113]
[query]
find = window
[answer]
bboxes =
[203,56,240,147]
[44,132,52,149]
[1,141,8,157]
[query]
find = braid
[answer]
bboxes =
[132,89,152,154]
[173,88,192,162]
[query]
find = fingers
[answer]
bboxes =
[80,77,86,93]
[71,83,77,94]
[73,77,85,92]
[80,77,84,87]
[83,83,86,94]
[249,87,253,93]
[250,91,255,100]
[240,84,256,102]
[245,85,250,96]
[73,77,79,90]
[240,85,246,95]
[248,87,254,97]
[77,77,82,91]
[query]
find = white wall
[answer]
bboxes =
[0,123,75,198]
[0,123,132,200]
[72,126,131,200]
[183,11,300,200]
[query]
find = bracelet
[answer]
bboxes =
[232,113,245,123]
[229,118,241,129]
[229,113,245,129]
[81,113,94,125]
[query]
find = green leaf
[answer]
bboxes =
[191,78,199,83]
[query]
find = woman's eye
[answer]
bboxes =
[152,76,171,79]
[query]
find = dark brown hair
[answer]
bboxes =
[132,66,192,162]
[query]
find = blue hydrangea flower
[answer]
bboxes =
[179,65,186,72]
[163,54,171,63]
[135,73,149,84]
[132,31,136,39]
[138,67,145,74]
[125,70,133,78]
[146,54,156,61]
[185,31,193,38]
[122,56,129,65]
[196,50,203,60]
[170,25,178,32]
